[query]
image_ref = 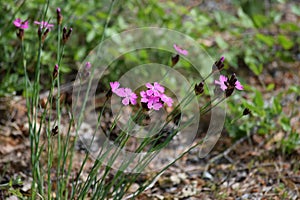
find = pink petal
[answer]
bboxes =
[122,98,129,105]
[146,89,154,96]
[130,98,137,105]
[145,83,153,89]
[115,88,126,97]
[110,81,120,92]
[140,91,147,98]
[152,102,163,110]
[219,75,228,83]
[85,62,91,69]
[141,97,148,103]
[173,44,188,56]
[13,18,22,27]
[154,82,164,93]
[21,21,29,29]
[161,94,173,107]
[235,81,244,90]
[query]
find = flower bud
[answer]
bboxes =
[171,54,179,67]
[194,81,204,95]
[56,8,63,25]
[243,108,251,116]
[42,28,49,42]
[53,64,59,79]
[212,56,225,71]
[62,27,72,44]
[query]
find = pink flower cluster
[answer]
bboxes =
[140,82,173,110]
[110,82,173,110]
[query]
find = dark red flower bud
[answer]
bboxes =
[53,64,59,79]
[243,108,251,116]
[56,8,63,25]
[51,126,59,136]
[212,56,225,71]
[225,88,234,98]
[42,28,49,42]
[194,81,204,95]
[62,27,72,44]
[171,54,179,67]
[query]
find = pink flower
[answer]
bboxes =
[110,82,137,105]
[110,81,120,92]
[148,96,163,110]
[214,75,228,91]
[215,75,244,91]
[34,21,54,30]
[110,81,125,96]
[121,88,137,105]
[173,44,188,56]
[85,62,91,70]
[161,94,173,107]
[13,18,29,29]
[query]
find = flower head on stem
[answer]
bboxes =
[34,21,54,30]
[56,8,63,25]
[215,74,243,97]
[110,82,137,105]
[13,18,29,40]
[13,18,29,29]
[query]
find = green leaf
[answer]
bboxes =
[254,90,264,108]
[249,63,263,76]
[291,4,300,16]
[215,36,229,49]
[272,97,282,114]
[266,83,275,91]
[280,116,291,132]
[256,33,275,47]
[252,14,269,28]
[278,35,294,50]
[237,7,254,28]
[86,30,96,42]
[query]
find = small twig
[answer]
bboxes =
[204,131,255,172]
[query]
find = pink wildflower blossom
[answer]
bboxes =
[121,88,137,105]
[214,75,228,91]
[13,18,29,29]
[85,62,91,70]
[173,44,188,56]
[110,82,137,105]
[34,21,54,30]
[215,75,244,91]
